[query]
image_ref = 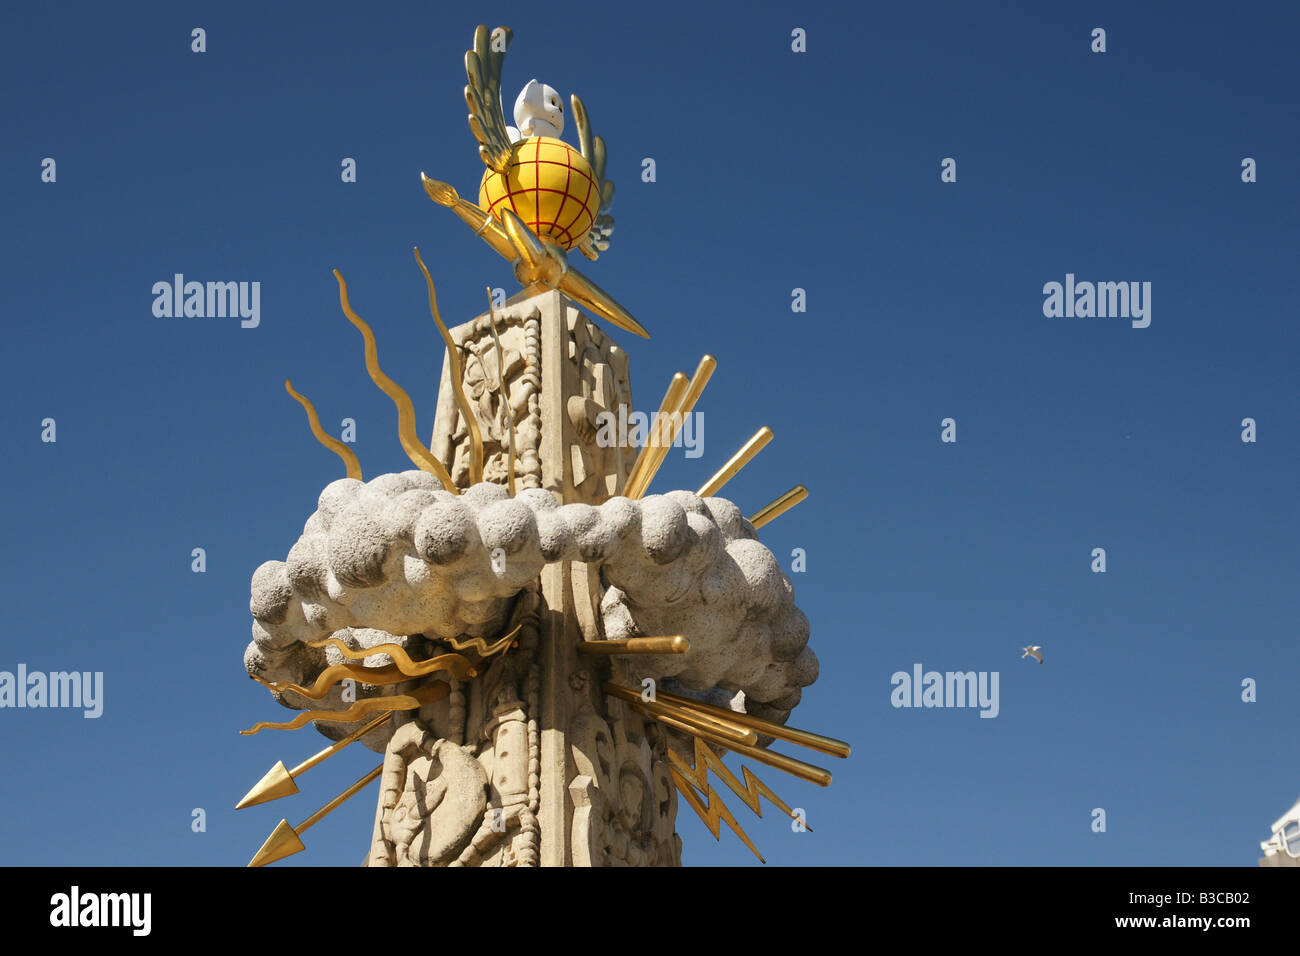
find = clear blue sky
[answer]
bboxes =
[2,0,1297,867]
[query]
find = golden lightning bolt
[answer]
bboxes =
[668,736,806,829]
[669,764,764,864]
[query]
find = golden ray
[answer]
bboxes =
[696,426,773,498]
[415,247,483,485]
[669,764,764,864]
[669,736,807,829]
[630,355,716,499]
[624,371,686,494]
[239,682,449,735]
[484,287,516,496]
[333,269,457,493]
[251,653,477,701]
[248,764,383,867]
[576,636,689,656]
[627,700,832,786]
[284,379,363,480]
[602,683,757,746]
[749,485,808,530]
[656,687,851,759]
[237,712,391,809]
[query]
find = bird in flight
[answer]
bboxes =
[1021,646,1043,664]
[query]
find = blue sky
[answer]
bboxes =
[1,0,1297,867]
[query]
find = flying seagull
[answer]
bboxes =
[1021,646,1043,664]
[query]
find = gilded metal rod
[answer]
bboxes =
[299,764,384,834]
[637,707,832,787]
[415,246,482,485]
[624,372,686,495]
[656,688,851,759]
[632,701,758,748]
[629,355,716,499]
[290,712,392,779]
[696,426,773,498]
[576,636,689,656]
[749,485,808,530]
[603,682,757,746]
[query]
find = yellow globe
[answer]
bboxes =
[478,136,599,253]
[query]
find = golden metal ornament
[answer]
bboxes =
[240,682,450,735]
[251,653,476,701]
[750,485,808,530]
[414,246,483,485]
[628,355,716,499]
[247,764,383,867]
[333,269,457,492]
[419,176,649,340]
[669,764,765,864]
[696,426,774,498]
[602,682,757,747]
[624,371,687,494]
[655,687,851,759]
[284,379,363,480]
[576,636,689,656]
[668,736,806,829]
[236,712,392,810]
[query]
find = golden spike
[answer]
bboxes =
[656,687,851,759]
[669,764,764,864]
[284,380,363,480]
[629,355,716,499]
[251,652,477,701]
[749,485,808,530]
[414,247,482,485]
[576,636,689,656]
[247,764,382,867]
[239,682,450,735]
[624,372,686,495]
[669,736,808,830]
[696,426,773,498]
[602,683,757,746]
[485,286,516,497]
[332,269,457,493]
[236,712,391,810]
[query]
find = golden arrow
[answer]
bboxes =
[247,763,383,867]
[237,711,391,809]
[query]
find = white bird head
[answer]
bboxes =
[514,79,564,139]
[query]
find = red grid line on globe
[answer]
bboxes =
[485,139,598,251]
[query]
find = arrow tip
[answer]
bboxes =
[248,819,306,868]
[236,760,299,810]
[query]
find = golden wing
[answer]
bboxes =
[571,93,616,261]
[464,24,514,176]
